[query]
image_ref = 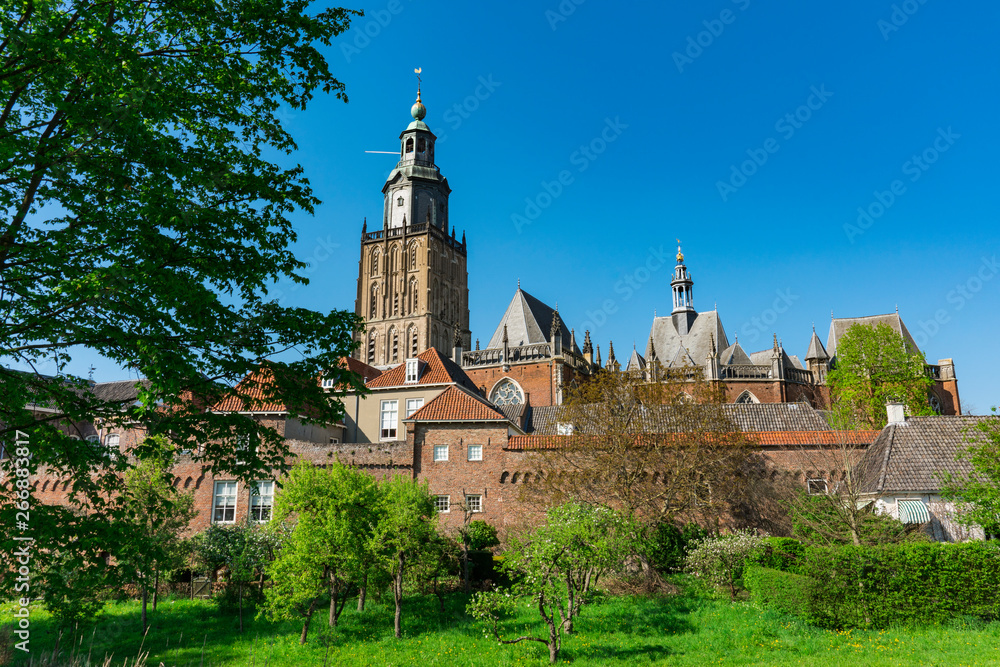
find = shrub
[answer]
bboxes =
[747,537,806,573]
[743,565,813,617]
[645,522,707,574]
[462,520,500,551]
[684,530,767,600]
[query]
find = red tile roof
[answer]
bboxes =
[407,386,508,422]
[213,366,288,413]
[336,356,382,388]
[505,430,878,451]
[366,348,478,391]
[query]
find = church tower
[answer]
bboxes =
[354,84,471,367]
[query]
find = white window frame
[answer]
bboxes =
[104,433,120,449]
[406,397,424,418]
[807,479,828,495]
[556,422,574,436]
[329,437,340,445]
[433,445,449,462]
[435,495,450,513]
[321,378,335,389]
[213,481,238,524]
[405,358,420,383]
[467,444,483,461]
[380,400,398,440]
[465,494,483,513]
[250,481,274,523]
[86,435,99,443]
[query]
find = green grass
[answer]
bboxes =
[3,591,1000,666]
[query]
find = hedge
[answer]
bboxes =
[743,540,1000,629]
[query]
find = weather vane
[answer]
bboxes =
[415,67,422,94]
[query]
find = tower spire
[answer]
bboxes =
[670,240,696,335]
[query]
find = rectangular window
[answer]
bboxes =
[465,494,483,513]
[236,432,256,465]
[406,397,424,418]
[405,359,420,383]
[329,437,340,445]
[433,445,448,462]
[380,400,398,440]
[435,495,450,513]
[104,434,120,449]
[250,481,274,522]
[467,444,483,461]
[321,378,335,389]
[807,479,828,495]
[213,481,237,523]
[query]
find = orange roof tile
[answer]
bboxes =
[505,430,878,451]
[366,348,478,391]
[340,356,382,383]
[407,386,507,422]
[213,366,288,413]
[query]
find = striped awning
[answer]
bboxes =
[898,500,930,524]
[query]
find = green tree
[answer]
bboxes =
[119,437,196,633]
[941,410,1000,534]
[684,529,766,600]
[827,323,934,429]
[375,476,438,639]
[0,0,365,586]
[468,503,636,664]
[270,461,382,631]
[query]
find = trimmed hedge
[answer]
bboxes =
[743,540,1000,629]
[743,565,812,618]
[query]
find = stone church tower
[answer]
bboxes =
[354,88,470,367]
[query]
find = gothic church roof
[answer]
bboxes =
[826,313,918,360]
[485,288,579,353]
[645,311,728,369]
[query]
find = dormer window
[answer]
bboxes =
[556,422,575,436]
[405,358,420,383]
[397,196,404,207]
[321,378,335,389]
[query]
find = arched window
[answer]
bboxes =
[405,138,413,153]
[367,330,377,364]
[389,245,399,275]
[490,378,524,407]
[408,325,418,356]
[369,284,379,320]
[408,243,417,270]
[371,248,380,275]
[417,138,426,154]
[735,390,759,404]
[409,278,419,313]
[389,327,399,363]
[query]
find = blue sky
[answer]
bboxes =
[93,1,1000,412]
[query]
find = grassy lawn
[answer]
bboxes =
[3,591,1000,666]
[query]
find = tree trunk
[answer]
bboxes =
[329,572,340,628]
[393,554,405,639]
[238,582,244,633]
[357,573,367,612]
[462,545,470,594]
[141,583,148,634]
[152,567,160,611]
[300,596,319,644]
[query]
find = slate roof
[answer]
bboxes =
[827,313,918,360]
[720,341,752,365]
[855,416,999,495]
[484,288,580,353]
[645,310,728,368]
[805,329,829,361]
[526,402,834,435]
[91,379,152,403]
[406,385,508,422]
[366,347,479,392]
[625,348,646,372]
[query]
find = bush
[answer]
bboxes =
[684,530,766,600]
[747,541,1000,629]
[645,522,707,574]
[462,520,500,551]
[747,537,806,573]
[743,565,813,617]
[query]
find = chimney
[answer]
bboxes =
[886,402,906,425]
[453,327,464,366]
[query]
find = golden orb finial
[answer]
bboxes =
[676,239,684,262]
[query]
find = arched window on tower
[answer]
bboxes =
[389,245,398,275]
[369,284,379,320]
[409,277,418,313]
[371,248,380,275]
[389,327,398,363]
[417,138,426,155]
[367,330,377,364]
[408,243,417,270]
[405,138,413,154]
[408,325,418,356]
